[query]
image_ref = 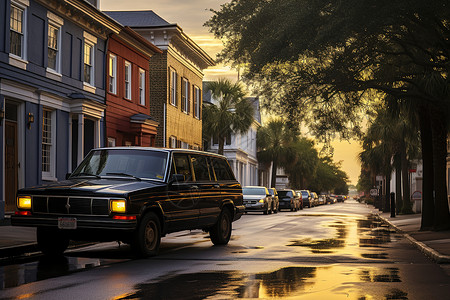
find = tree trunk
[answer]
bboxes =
[400,137,412,214]
[430,108,450,230]
[218,136,225,155]
[271,159,278,188]
[419,107,435,230]
[394,154,402,213]
[384,172,391,212]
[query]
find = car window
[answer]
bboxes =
[243,187,266,195]
[172,154,193,181]
[191,155,211,181]
[72,149,167,180]
[211,157,234,181]
[278,191,293,197]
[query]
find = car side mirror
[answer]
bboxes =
[169,174,185,185]
[65,173,71,180]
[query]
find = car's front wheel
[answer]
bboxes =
[210,208,232,245]
[132,212,161,257]
[37,227,69,256]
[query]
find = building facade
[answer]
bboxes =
[104,11,215,149]
[0,0,121,217]
[105,27,161,147]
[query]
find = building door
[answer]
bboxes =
[5,120,18,212]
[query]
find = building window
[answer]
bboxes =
[182,78,189,113]
[107,137,116,147]
[169,68,177,106]
[169,136,177,148]
[42,109,55,180]
[181,141,189,149]
[84,42,94,85]
[194,86,201,119]
[139,68,145,105]
[47,24,60,72]
[125,61,131,100]
[10,3,25,58]
[108,54,117,94]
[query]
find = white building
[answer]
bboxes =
[203,88,261,186]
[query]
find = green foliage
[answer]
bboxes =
[203,79,255,155]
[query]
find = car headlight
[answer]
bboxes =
[258,199,265,203]
[110,199,126,213]
[17,196,32,210]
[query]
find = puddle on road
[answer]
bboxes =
[115,266,406,300]
[288,215,395,259]
[0,255,125,290]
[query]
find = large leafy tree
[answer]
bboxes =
[207,0,450,229]
[203,79,255,155]
[309,156,349,195]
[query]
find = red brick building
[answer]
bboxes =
[105,27,161,147]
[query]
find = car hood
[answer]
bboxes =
[19,178,165,196]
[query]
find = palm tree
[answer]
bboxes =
[257,119,296,188]
[284,137,318,189]
[359,105,420,214]
[203,79,255,155]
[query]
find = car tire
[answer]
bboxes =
[210,208,232,245]
[37,227,69,256]
[132,212,161,257]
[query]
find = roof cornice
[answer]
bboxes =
[35,0,122,38]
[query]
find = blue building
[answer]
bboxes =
[0,0,122,218]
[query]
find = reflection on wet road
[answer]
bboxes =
[115,266,407,300]
[0,254,128,290]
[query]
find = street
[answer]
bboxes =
[1,200,449,299]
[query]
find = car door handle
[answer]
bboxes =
[191,185,199,190]
[213,184,220,189]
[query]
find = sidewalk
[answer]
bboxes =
[1,210,450,263]
[377,211,450,263]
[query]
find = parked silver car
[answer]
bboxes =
[243,186,273,214]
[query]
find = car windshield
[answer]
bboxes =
[243,187,266,195]
[71,149,168,181]
[301,191,309,197]
[268,189,275,195]
[278,191,293,198]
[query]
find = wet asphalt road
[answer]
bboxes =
[1,200,449,299]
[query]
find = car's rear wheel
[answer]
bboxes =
[210,208,232,245]
[37,227,69,256]
[132,212,161,257]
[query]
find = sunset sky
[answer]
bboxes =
[100,0,362,185]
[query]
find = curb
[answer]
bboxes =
[377,213,450,264]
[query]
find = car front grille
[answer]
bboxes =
[32,196,110,216]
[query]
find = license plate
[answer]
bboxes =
[58,217,77,229]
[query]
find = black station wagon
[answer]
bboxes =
[11,147,244,257]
